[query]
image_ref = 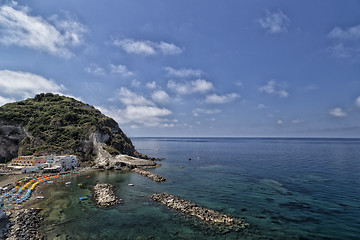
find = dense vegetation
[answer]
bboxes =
[0,93,136,161]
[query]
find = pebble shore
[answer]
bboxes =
[3,208,44,240]
[150,192,249,231]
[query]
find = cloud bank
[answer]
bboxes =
[0,70,65,100]
[0,4,86,58]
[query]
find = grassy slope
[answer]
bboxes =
[0,93,135,161]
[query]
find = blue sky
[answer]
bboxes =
[0,0,360,137]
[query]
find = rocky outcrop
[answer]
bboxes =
[0,123,26,163]
[93,183,121,207]
[4,208,44,240]
[133,168,166,182]
[150,193,248,230]
[96,153,157,170]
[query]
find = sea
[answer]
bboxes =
[31,138,360,239]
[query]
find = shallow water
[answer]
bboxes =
[33,138,360,239]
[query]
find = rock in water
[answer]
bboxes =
[132,168,166,182]
[93,183,120,207]
[150,192,249,231]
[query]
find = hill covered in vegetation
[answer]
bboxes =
[0,93,144,163]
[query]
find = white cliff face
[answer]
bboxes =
[89,131,155,169]
[89,131,112,166]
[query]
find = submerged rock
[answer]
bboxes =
[93,183,121,207]
[150,193,248,231]
[132,168,166,182]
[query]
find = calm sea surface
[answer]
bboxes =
[33,138,360,239]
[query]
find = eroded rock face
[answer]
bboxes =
[0,124,26,163]
[93,183,121,207]
[150,193,249,231]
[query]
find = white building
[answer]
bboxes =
[45,155,78,171]
[55,155,78,170]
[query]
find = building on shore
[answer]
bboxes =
[9,155,78,172]
[46,155,78,171]
[11,156,37,166]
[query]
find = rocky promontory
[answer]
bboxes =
[0,93,148,163]
[150,193,248,230]
[133,168,166,182]
[93,183,121,207]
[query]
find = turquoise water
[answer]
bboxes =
[35,138,360,239]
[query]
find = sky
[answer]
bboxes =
[0,0,360,137]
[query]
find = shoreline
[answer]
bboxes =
[0,167,100,239]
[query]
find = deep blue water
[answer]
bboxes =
[35,138,360,239]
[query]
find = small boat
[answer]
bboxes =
[36,196,44,199]
[79,197,87,200]
[128,184,134,186]
[65,182,71,185]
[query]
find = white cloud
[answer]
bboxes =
[115,87,154,106]
[256,104,266,109]
[329,43,357,58]
[112,38,183,56]
[292,119,304,124]
[193,108,221,116]
[259,80,289,98]
[204,93,239,104]
[167,79,213,95]
[151,90,170,104]
[329,108,347,117]
[99,105,172,127]
[84,64,105,75]
[328,24,360,40]
[235,81,243,87]
[0,70,65,99]
[164,67,203,78]
[110,64,134,77]
[157,41,183,55]
[258,10,289,34]
[355,96,360,107]
[277,120,283,125]
[0,4,86,58]
[49,13,87,46]
[131,79,141,87]
[0,95,15,106]
[100,87,172,127]
[146,81,157,89]
[192,79,214,93]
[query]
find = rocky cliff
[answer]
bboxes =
[0,93,147,164]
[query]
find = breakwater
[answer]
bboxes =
[93,183,120,207]
[132,168,166,182]
[150,193,248,230]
